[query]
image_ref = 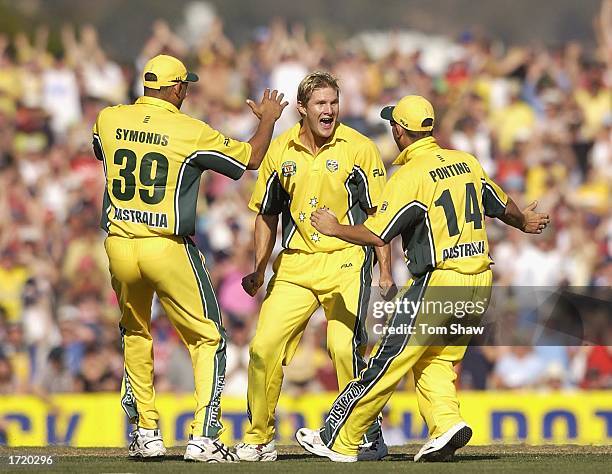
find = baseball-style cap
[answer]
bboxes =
[380,95,435,131]
[142,54,199,90]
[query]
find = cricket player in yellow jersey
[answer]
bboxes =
[92,54,288,462]
[235,72,394,462]
[298,95,550,462]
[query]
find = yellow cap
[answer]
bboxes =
[380,95,435,131]
[142,54,199,90]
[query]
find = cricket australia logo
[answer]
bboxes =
[326,159,339,173]
[282,161,297,177]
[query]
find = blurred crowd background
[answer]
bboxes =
[0,0,610,408]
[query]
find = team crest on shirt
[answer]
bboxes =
[282,161,297,177]
[380,201,388,212]
[326,159,339,172]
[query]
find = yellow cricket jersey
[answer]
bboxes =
[92,96,252,238]
[365,137,508,276]
[249,123,386,253]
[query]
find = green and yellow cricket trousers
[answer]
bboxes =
[320,268,493,455]
[105,235,226,438]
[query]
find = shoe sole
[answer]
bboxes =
[420,426,472,462]
[236,451,278,462]
[129,449,166,459]
[295,430,357,463]
[184,454,238,463]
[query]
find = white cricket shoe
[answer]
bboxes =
[184,435,239,463]
[295,428,357,463]
[414,422,472,462]
[235,440,278,461]
[128,427,166,458]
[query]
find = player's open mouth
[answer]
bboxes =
[320,117,334,129]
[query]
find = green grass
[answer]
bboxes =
[1,445,610,473]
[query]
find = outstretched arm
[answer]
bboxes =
[311,209,385,247]
[499,197,550,233]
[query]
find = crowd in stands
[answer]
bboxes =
[0,5,610,402]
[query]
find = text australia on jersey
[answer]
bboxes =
[113,207,169,229]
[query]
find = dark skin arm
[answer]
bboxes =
[312,208,396,300]
[241,213,278,296]
[246,89,289,170]
[499,197,550,233]
[313,196,551,246]
[311,212,385,246]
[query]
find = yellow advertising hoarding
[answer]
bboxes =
[1,392,610,446]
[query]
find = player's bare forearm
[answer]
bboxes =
[375,243,397,300]
[365,206,393,282]
[254,213,278,273]
[242,213,278,296]
[499,198,525,229]
[247,116,277,169]
[311,209,385,246]
[334,223,385,246]
[499,196,550,234]
[374,244,392,276]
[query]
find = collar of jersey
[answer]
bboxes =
[136,96,179,114]
[392,136,439,165]
[288,122,347,153]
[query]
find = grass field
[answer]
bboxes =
[1,445,611,473]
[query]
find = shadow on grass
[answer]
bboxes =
[454,454,500,461]
[278,453,326,461]
[127,455,179,462]
[279,453,501,463]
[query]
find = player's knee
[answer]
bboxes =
[327,342,355,365]
[249,337,277,365]
[188,327,222,348]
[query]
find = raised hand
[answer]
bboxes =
[522,201,550,234]
[246,89,288,122]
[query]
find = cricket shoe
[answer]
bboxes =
[128,427,166,458]
[358,434,389,461]
[295,428,357,463]
[184,435,239,463]
[234,440,278,461]
[413,422,472,462]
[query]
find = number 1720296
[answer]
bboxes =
[8,455,54,465]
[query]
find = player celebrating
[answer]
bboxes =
[92,54,287,462]
[297,95,550,462]
[235,72,393,462]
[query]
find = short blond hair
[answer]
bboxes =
[297,71,340,106]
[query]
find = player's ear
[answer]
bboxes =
[297,100,307,117]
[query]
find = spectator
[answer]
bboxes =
[34,347,74,394]
[491,345,546,389]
